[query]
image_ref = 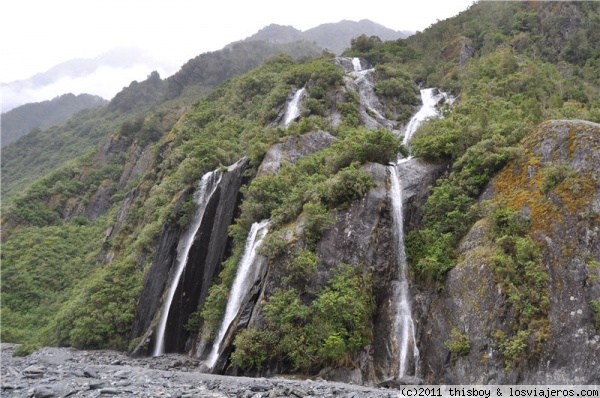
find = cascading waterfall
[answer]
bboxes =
[205,219,270,369]
[283,87,306,126]
[152,170,222,357]
[389,88,451,378]
[349,57,392,129]
[403,88,453,147]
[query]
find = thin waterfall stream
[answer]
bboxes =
[205,219,270,370]
[152,170,222,357]
[389,88,451,378]
[283,87,306,126]
[389,165,419,377]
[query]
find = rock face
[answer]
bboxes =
[419,120,600,384]
[257,131,336,177]
[205,154,445,384]
[317,163,395,383]
[68,135,155,222]
[132,159,248,355]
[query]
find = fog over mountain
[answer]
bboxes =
[1,47,179,112]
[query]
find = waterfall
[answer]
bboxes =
[348,58,392,130]
[389,165,419,378]
[389,87,452,378]
[403,88,452,147]
[152,170,222,357]
[205,219,270,369]
[283,88,306,126]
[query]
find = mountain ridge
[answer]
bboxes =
[238,19,411,54]
[1,93,108,147]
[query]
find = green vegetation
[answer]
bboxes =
[444,328,471,356]
[1,221,107,347]
[403,45,599,286]
[488,203,549,369]
[1,93,107,148]
[1,41,322,204]
[540,163,576,194]
[198,126,398,338]
[231,263,374,371]
[590,299,600,331]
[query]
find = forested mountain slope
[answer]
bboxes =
[2,1,599,385]
[1,41,322,201]
[1,94,107,147]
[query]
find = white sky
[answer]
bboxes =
[1,0,475,83]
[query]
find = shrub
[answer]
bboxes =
[444,328,471,356]
[590,299,600,330]
[300,203,333,249]
[230,329,271,370]
[540,163,575,194]
[13,343,39,357]
[493,329,530,370]
[230,264,373,371]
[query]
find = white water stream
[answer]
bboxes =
[283,87,306,126]
[152,170,222,357]
[403,88,453,147]
[205,219,270,369]
[389,165,419,377]
[389,87,451,378]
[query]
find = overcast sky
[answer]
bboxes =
[1,0,475,83]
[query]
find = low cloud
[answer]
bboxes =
[1,48,179,113]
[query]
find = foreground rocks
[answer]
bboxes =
[0,344,399,397]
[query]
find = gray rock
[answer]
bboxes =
[290,388,309,397]
[257,131,335,177]
[132,158,249,356]
[113,369,130,379]
[250,380,274,391]
[89,380,109,390]
[100,388,121,395]
[32,386,55,398]
[82,366,98,378]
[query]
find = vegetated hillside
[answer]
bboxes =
[0,40,322,202]
[1,94,108,147]
[1,1,599,384]
[239,19,410,55]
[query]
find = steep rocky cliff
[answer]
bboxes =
[419,120,600,384]
[132,159,248,355]
[200,149,444,383]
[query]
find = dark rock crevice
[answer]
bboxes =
[131,159,248,356]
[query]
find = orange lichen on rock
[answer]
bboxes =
[492,120,600,235]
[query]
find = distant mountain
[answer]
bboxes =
[239,19,412,54]
[1,47,177,112]
[1,93,107,147]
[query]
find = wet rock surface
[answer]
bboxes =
[1,344,400,397]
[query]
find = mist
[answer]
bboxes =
[1,48,179,113]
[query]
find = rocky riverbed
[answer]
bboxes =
[0,344,399,397]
